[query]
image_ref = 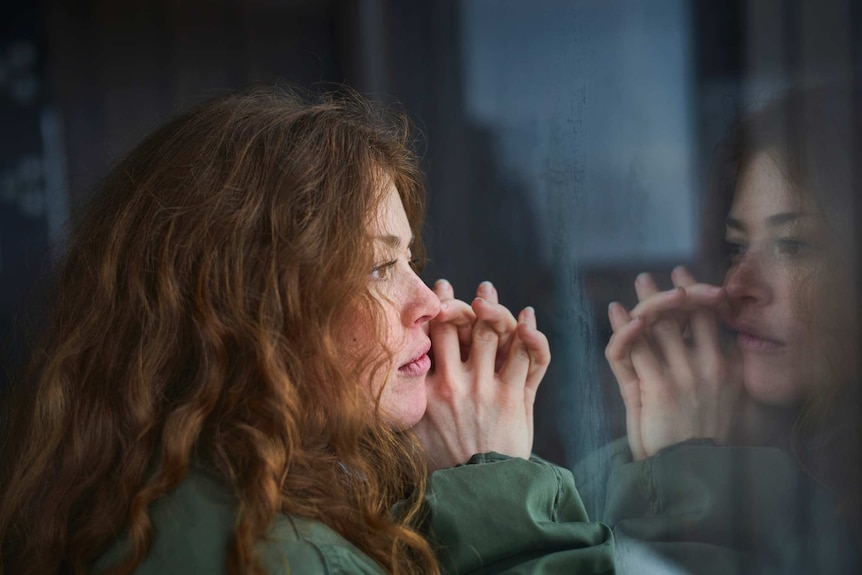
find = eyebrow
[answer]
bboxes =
[725,211,812,231]
[374,234,414,249]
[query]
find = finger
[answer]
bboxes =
[608,300,635,331]
[629,288,725,323]
[671,266,724,360]
[648,309,694,387]
[634,272,688,343]
[633,276,692,385]
[430,281,476,372]
[605,303,646,409]
[432,298,477,327]
[476,281,512,364]
[472,295,518,361]
[605,304,647,459]
[500,306,543,389]
[434,277,455,301]
[670,266,725,309]
[469,297,500,381]
[513,307,550,400]
[628,326,671,401]
[627,288,686,325]
[435,279,476,359]
[634,272,660,302]
[476,280,499,305]
[430,300,475,372]
[499,319,530,390]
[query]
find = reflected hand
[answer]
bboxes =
[605,266,743,460]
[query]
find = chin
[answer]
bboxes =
[382,380,428,431]
[743,365,808,407]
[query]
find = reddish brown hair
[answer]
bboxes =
[0,86,438,574]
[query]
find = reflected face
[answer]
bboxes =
[348,180,440,429]
[722,151,853,406]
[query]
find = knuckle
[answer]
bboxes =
[652,319,678,338]
[473,325,498,344]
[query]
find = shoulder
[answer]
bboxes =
[263,514,385,574]
[95,467,384,575]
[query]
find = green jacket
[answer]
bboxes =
[95,453,615,574]
[574,438,860,574]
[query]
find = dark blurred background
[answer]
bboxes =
[2,0,860,466]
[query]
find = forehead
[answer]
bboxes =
[732,152,804,214]
[370,178,411,243]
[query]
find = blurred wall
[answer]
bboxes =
[2,0,860,465]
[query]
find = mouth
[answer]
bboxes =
[728,321,785,352]
[397,341,432,377]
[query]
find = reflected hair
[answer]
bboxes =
[702,80,862,531]
[0,86,437,574]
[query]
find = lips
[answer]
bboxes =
[398,341,432,377]
[726,320,785,352]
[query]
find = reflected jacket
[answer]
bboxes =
[574,438,860,575]
[95,453,615,574]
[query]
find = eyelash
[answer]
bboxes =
[370,256,426,280]
[370,260,398,280]
[723,238,812,264]
[775,238,809,256]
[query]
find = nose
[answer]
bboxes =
[723,253,772,307]
[402,272,441,327]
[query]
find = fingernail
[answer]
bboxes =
[636,272,649,284]
[473,296,486,305]
[440,301,449,311]
[478,280,493,296]
[707,286,724,296]
[435,278,451,288]
[672,265,687,277]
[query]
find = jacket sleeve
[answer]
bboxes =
[421,452,615,574]
[590,439,860,575]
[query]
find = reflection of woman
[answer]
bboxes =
[0,88,614,574]
[592,83,862,574]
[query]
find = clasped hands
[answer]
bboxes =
[413,280,550,472]
[605,266,746,461]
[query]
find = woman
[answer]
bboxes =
[0,87,614,574]
[596,82,862,574]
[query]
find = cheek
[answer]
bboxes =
[370,284,411,355]
[339,301,403,389]
[794,269,857,387]
[795,265,850,331]
[336,302,387,383]
[380,303,406,348]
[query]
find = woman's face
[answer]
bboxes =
[348,179,440,429]
[722,151,854,406]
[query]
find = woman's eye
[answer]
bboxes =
[775,238,809,257]
[724,240,747,263]
[370,260,397,280]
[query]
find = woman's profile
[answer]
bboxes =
[0,86,615,574]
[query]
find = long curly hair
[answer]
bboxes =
[0,86,439,574]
